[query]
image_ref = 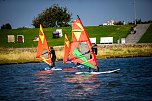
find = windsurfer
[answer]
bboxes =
[49,46,56,69]
[92,44,98,55]
[89,44,99,72]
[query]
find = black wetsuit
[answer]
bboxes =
[89,44,99,72]
[50,49,56,67]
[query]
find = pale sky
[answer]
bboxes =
[0,0,152,29]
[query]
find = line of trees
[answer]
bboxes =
[32,4,72,28]
[128,19,152,25]
[99,19,152,26]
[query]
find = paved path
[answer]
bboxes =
[125,24,150,43]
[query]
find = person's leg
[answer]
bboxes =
[52,56,56,67]
[89,67,91,72]
[97,66,99,72]
[52,62,55,67]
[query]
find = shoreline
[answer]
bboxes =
[0,56,152,66]
[0,43,152,65]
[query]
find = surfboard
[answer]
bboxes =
[75,69,120,75]
[45,67,62,71]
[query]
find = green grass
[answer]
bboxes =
[138,24,152,43]
[86,25,131,43]
[0,25,133,48]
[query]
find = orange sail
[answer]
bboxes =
[63,34,71,63]
[36,24,52,65]
[69,17,98,68]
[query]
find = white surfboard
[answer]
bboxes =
[51,68,62,71]
[75,69,120,75]
[45,67,62,71]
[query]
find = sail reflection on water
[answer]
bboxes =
[65,74,100,98]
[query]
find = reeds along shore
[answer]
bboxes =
[0,44,152,64]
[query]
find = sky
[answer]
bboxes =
[0,0,152,29]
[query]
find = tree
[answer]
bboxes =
[5,23,12,29]
[1,24,5,29]
[1,23,12,29]
[32,4,72,28]
[114,21,124,25]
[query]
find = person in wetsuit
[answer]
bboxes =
[89,44,99,72]
[49,47,56,68]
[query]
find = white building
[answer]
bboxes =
[103,20,115,26]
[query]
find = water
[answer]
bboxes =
[0,57,152,101]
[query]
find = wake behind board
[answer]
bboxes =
[75,69,120,75]
[45,67,62,71]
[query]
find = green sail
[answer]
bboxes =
[73,48,95,68]
[73,48,87,61]
[82,61,95,68]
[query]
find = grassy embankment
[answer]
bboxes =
[138,24,152,43]
[0,24,152,64]
[0,25,132,48]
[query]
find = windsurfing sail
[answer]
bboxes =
[36,24,52,65]
[63,34,71,63]
[68,16,98,68]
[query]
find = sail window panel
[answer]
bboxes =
[41,49,49,59]
[78,42,90,60]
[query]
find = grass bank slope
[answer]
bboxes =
[0,25,132,48]
[138,24,152,43]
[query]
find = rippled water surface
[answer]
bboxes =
[0,57,152,101]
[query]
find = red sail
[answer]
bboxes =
[63,34,71,63]
[69,18,98,68]
[36,24,52,65]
